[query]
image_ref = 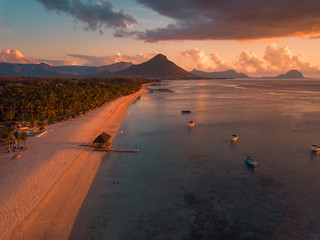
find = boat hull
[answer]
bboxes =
[310,146,320,152]
[246,158,257,168]
[231,137,239,142]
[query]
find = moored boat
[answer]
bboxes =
[188,121,195,127]
[245,156,257,168]
[181,110,192,114]
[231,134,239,142]
[310,145,320,152]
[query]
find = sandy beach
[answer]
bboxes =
[0,85,149,240]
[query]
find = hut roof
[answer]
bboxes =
[92,132,112,144]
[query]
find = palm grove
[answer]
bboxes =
[0,76,150,152]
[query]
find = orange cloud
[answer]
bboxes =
[181,48,211,70]
[262,44,318,73]
[233,51,267,74]
[0,49,37,63]
[181,44,320,77]
[68,52,156,65]
[0,49,79,66]
[210,53,230,71]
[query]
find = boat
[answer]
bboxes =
[245,156,257,168]
[231,134,239,142]
[12,153,21,160]
[188,121,195,127]
[181,110,192,114]
[310,145,320,152]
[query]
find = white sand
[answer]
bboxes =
[0,86,149,240]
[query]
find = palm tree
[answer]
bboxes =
[5,132,14,153]
[14,131,21,150]
[21,132,28,151]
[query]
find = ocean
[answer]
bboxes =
[71,79,320,240]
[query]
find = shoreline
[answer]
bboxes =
[0,84,150,240]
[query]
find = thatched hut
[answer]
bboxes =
[92,132,112,149]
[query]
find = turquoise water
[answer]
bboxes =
[71,79,320,240]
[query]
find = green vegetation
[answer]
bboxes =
[0,76,151,123]
[0,125,28,152]
[21,132,28,150]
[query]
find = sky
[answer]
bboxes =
[0,0,320,77]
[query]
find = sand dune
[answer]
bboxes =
[0,86,149,240]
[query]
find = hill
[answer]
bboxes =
[56,62,133,75]
[275,70,304,78]
[191,69,249,79]
[0,62,73,77]
[0,61,133,77]
[100,62,133,72]
[100,54,198,79]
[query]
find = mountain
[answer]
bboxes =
[100,62,133,72]
[0,61,133,77]
[56,61,133,75]
[0,62,73,77]
[191,69,249,79]
[99,54,198,79]
[55,66,104,75]
[275,70,304,78]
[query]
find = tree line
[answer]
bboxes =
[0,76,151,123]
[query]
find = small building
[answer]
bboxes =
[92,132,112,149]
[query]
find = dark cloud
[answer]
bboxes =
[113,29,139,38]
[36,0,137,31]
[133,0,320,41]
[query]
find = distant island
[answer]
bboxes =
[261,70,305,79]
[190,69,249,79]
[275,70,304,78]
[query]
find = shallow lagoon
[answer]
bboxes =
[71,79,320,240]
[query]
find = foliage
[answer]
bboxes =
[21,132,28,150]
[0,76,151,123]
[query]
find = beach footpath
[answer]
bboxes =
[0,85,149,240]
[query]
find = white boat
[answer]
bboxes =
[310,145,320,152]
[231,134,239,142]
[188,121,195,127]
[245,156,257,168]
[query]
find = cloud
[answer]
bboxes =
[181,44,320,77]
[308,35,320,39]
[181,48,230,71]
[181,48,212,70]
[68,52,156,65]
[0,49,154,66]
[0,49,37,63]
[36,0,137,32]
[262,44,319,74]
[233,51,267,74]
[132,0,320,42]
[40,59,79,66]
[210,53,230,71]
[0,49,78,66]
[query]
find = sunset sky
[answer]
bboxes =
[1,0,320,77]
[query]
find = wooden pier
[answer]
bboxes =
[81,144,139,153]
[91,148,139,152]
[111,148,139,152]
